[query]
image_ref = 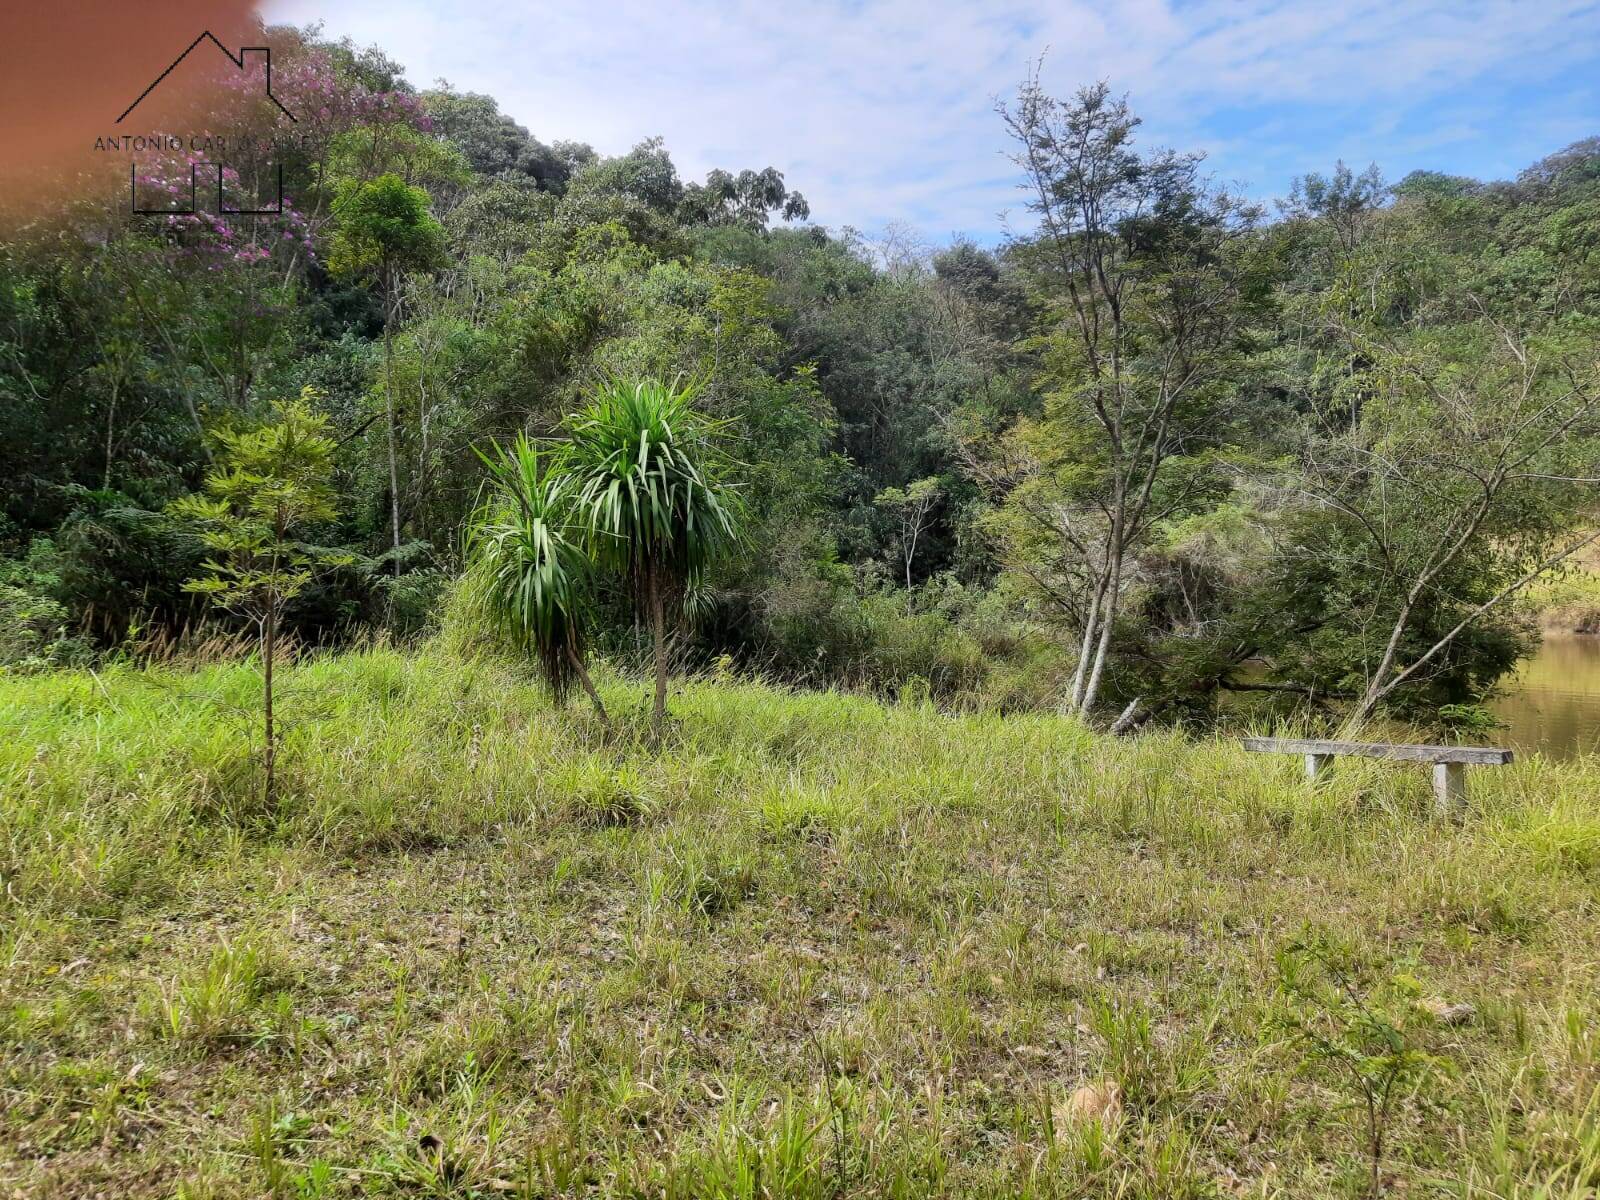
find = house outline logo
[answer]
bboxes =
[117,31,297,217]
[118,31,296,126]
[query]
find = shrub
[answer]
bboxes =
[0,539,92,670]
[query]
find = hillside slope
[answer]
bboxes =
[2,647,1598,1197]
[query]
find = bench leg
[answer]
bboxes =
[1305,753,1332,784]
[1432,761,1465,817]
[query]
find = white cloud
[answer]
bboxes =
[261,0,1600,239]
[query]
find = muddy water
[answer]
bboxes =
[1490,634,1600,761]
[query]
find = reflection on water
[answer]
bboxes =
[1490,634,1600,761]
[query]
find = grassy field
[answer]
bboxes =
[3,646,1600,1198]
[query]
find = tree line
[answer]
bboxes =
[3,27,1598,736]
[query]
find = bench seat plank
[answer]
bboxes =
[1241,737,1512,766]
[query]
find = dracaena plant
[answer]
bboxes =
[563,377,743,745]
[464,433,610,728]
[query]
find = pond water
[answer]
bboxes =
[1490,634,1600,761]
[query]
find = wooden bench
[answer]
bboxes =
[1241,737,1513,815]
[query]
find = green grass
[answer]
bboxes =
[3,645,1600,1197]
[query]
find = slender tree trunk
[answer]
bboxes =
[262,596,276,809]
[650,567,669,747]
[102,377,120,490]
[183,389,213,467]
[567,642,611,730]
[383,274,402,579]
[124,276,214,467]
[1353,594,1417,723]
[1078,475,1132,717]
[904,510,919,590]
[417,355,429,550]
[1108,696,1143,735]
[1068,565,1109,712]
[1080,538,1123,715]
[1367,1095,1384,1199]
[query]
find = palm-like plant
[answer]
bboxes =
[464,433,609,727]
[564,377,742,744]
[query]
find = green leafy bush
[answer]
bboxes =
[0,539,91,670]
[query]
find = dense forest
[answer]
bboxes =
[4,27,1599,732]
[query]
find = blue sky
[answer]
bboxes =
[261,0,1600,244]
